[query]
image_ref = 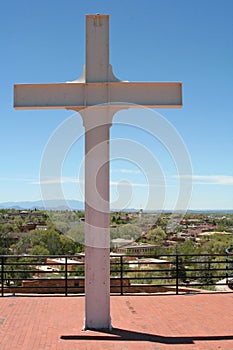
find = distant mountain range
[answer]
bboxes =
[0,199,84,211]
[0,200,232,213]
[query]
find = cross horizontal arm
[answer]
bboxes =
[14,82,182,110]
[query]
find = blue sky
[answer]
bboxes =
[0,0,232,210]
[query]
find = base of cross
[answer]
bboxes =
[84,245,111,330]
[82,321,112,332]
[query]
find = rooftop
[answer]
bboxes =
[0,294,233,349]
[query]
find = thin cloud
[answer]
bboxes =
[177,174,233,185]
[33,177,162,188]
[33,176,172,187]
[31,177,84,185]
[110,180,163,188]
[111,169,141,174]
[0,177,36,182]
[6,174,232,187]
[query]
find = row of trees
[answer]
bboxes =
[1,209,233,256]
[2,229,84,256]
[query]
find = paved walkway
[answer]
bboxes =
[0,294,233,350]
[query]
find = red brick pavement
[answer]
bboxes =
[0,294,233,350]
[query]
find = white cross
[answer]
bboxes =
[14,14,182,330]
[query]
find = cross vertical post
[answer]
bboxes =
[82,109,113,330]
[85,14,109,82]
[81,15,112,330]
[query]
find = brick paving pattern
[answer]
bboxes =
[0,294,233,349]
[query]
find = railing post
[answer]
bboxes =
[226,251,228,285]
[120,255,123,295]
[176,254,179,295]
[65,256,68,296]
[1,257,4,297]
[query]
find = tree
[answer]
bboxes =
[66,224,85,246]
[146,227,166,243]
[30,229,61,255]
[30,245,50,255]
[44,230,61,255]
[110,224,141,241]
[59,235,77,255]
[178,239,199,257]
[14,235,32,254]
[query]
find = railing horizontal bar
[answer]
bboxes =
[0,253,230,258]
[184,268,226,272]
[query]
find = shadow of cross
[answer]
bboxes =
[14,14,182,330]
[61,327,233,345]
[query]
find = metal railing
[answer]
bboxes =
[226,246,233,289]
[0,253,232,296]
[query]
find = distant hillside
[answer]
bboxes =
[0,199,84,211]
[0,200,232,214]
